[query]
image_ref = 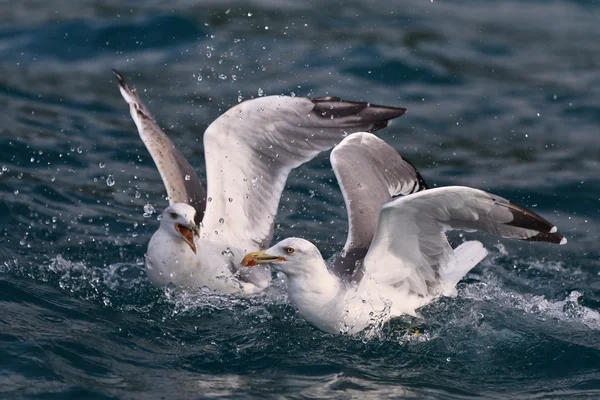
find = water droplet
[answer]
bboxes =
[76,147,83,154]
[106,175,115,186]
[143,203,155,217]
[50,175,56,182]
[207,197,212,203]
[221,248,234,257]
[135,190,141,199]
[257,88,264,97]
[218,74,227,80]
[184,174,191,181]
[228,197,233,202]
[197,74,203,81]
[206,51,212,59]
[14,189,19,195]
[237,91,243,103]
[252,177,258,183]
[218,218,225,224]
[99,162,106,168]
[247,12,253,16]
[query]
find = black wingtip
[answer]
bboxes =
[310,96,407,117]
[415,171,429,191]
[402,157,430,191]
[112,69,125,85]
[310,97,407,131]
[503,202,566,245]
[524,231,566,245]
[377,105,407,119]
[311,96,342,102]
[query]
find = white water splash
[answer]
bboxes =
[460,283,600,330]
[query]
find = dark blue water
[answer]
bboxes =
[1,0,599,398]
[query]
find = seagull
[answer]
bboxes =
[112,70,408,294]
[241,132,567,334]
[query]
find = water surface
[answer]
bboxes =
[1,0,599,398]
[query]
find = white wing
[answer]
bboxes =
[113,70,206,223]
[329,132,428,279]
[201,96,406,252]
[361,186,566,296]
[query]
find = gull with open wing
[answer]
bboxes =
[242,133,566,334]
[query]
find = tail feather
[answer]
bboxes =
[440,241,487,295]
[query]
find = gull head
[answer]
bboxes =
[241,237,323,277]
[159,203,199,254]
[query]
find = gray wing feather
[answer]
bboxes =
[201,96,406,252]
[362,186,566,295]
[329,133,428,280]
[113,70,206,223]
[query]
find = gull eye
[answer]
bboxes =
[169,212,178,219]
[284,247,295,254]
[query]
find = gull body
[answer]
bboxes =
[246,238,438,335]
[146,205,261,293]
[242,133,566,334]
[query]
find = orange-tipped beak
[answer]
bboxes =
[241,250,286,267]
[175,223,197,254]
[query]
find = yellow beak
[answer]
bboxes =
[241,250,286,267]
[175,223,198,254]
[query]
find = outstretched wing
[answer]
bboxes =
[201,96,406,253]
[361,186,566,296]
[113,70,206,223]
[329,133,428,280]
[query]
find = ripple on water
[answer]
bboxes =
[1,0,600,397]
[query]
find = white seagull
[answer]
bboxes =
[112,70,407,294]
[241,132,567,334]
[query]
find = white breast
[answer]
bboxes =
[146,230,257,294]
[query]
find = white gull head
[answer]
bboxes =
[145,203,200,288]
[248,237,324,277]
[242,237,346,334]
[158,203,198,253]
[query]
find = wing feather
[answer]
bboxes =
[328,133,428,280]
[113,70,206,223]
[361,186,566,295]
[201,96,406,252]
